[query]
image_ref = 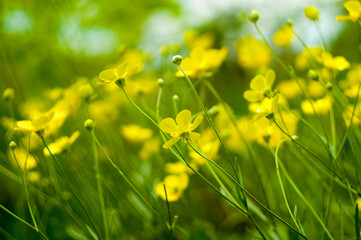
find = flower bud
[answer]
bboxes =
[9,141,17,150]
[79,84,94,102]
[84,119,95,131]
[356,198,361,211]
[307,69,319,81]
[3,88,14,102]
[248,10,260,23]
[172,55,182,65]
[286,18,294,27]
[158,78,165,87]
[326,82,333,91]
[172,95,179,101]
[304,6,319,21]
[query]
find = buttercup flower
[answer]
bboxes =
[99,62,140,86]
[236,36,272,69]
[337,1,361,23]
[43,131,80,156]
[15,112,55,137]
[160,109,203,149]
[273,25,293,47]
[244,69,276,102]
[155,173,189,202]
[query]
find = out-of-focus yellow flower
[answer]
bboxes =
[28,171,41,182]
[160,110,203,149]
[244,69,275,102]
[165,161,190,174]
[139,137,160,160]
[295,47,323,71]
[343,104,361,126]
[120,124,153,143]
[236,36,272,69]
[273,25,293,47]
[339,64,361,97]
[43,131,80,156]
[176,47,228,79]
[184,30,215,49]
[99,62,141,86]
[90,100,119,125]
[301,96,331,115]
[126,77,158,97]
[15,112,54,136]
[320,52,350,71]
[307,80,326,99]
[337,1,361,23]
[304,6,319,21]
[188,128,219,166]
[9,148,38,170]
[155,173,189,202]
[277,79,305,99]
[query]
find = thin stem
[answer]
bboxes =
[90,131,169,227]
[163,184,174,240]
[92,131,109,240]
[41,136,100,239]
[275,139,302,232]
[0,203,48,240]
[178,65,240,184]
[187,141,307,239]
[278,160,334,239]
[314,21,327,51]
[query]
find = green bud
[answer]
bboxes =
[286,18,294,27]
[84,119,95,131]
[326,82,333,91]
[307,69,319,81]
[9,141,17,150]
[158,78,165,87]
[172,55,183,65]
[248,10,260,24]
[172,95,179,101]
[3,88,14,102]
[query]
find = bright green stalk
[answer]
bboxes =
[91,130,109,240]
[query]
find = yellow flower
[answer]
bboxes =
[120,124,153,143]
[273,25,293,47]
[175,47,228,79]
[183,30,215,49]
[307,80,325,99]
[337,1,361,23]
[295,47,323,71]
[165,161,190,174]
[188,128,219,166]
[244,69,275,102]
[9,148,38,170]
[304,6,319,21]
[343,104,361,126]
[277,79,305,99]
[139,137,160,160]
[159,110,203,149]
[252,94,280,121]
[99,62,140,86]
[320,52,350,71]
[43,131,80,156]
[301,96,331,115]
[15,112,55,136]
[236,36,272,69]
[155,173,189,202]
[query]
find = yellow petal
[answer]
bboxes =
[15,120,33,131]
[176,109,192,130]
[116,62,128,77]
[160,118,178,134]
[163,136,180,149]
[265,69,275,88]
[99,69,117,82]
[189,115,203,131]
[188,132,200,141]
[244,90,263,102]
[70,131,80,144]
[250,75,266,91]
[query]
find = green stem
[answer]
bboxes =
[41,136,100,239]
[92,131,109,240]
[163,184,174,240]
[90,131,169,227]
[178,65,240,184]
[314,21,327,51]
[278,159,334,239]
